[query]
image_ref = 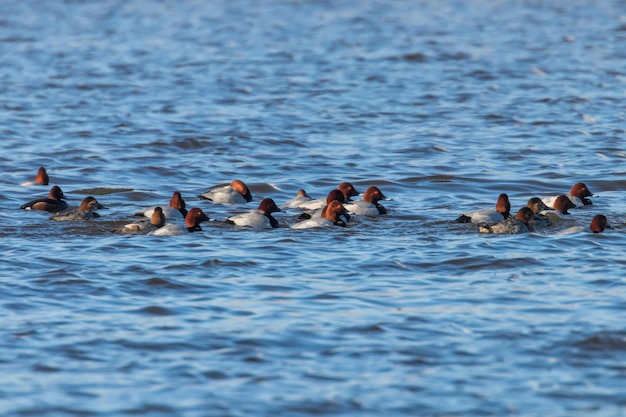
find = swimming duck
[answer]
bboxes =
[526,197,551,229]
[114,207,166,234]
[21,185,68,213]
[338,182,360,201]
[135,191,188,220]
[291,200,351,229]
[294,182,359,210]
[344,186,388,216]
[590,214,610,233]
[456,193,511,224]
[50,196,104,221]
[542,182,594,208]
[150,208,210,235]
[478,207,534,234]
[35,167,49,185]
[199,179,252,204]
[21,166,50,187]
[226,198,282,229]
[297,189,347,220]
[280,189,313,209]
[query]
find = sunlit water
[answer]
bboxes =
[1,1,626,416]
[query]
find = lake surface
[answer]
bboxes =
[1,1,626,416]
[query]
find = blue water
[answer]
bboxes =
[2,1,626,416]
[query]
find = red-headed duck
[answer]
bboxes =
[21,185,68,213]
[344,186,389,216]
[320,190,348,217]
[135,191,188,220]
[479,207,534,234]
[298,189,347,220]
[338,182,360,201]
[226,198,281,229]
[553,195,576,214]
[456,193,511,225]
[540,195,576,224]
[50,196,104,221]
[115,207,166,234]
[526,197,551,229]
[325,189,347,204]
[542,182,594,208]
[280,189,313,209]
[21,166,50,187]
[35,167,49,185]
[199,179,252,204]
[293,182,358,211]
[150,207,210,235]
[526,197,550,214]
[291,200,351,229]
[590,214,610,233]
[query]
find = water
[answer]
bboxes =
[1,1,626,416]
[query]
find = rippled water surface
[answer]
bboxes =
[2,1,626,416]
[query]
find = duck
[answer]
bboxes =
[344,186,389,216]
[199,179,252,204]
[293,182,360,210]
[319,190,349,217]
[590,214,610,233]
[20,185,68,212]
[537,195,578,228]
[478,207,535,234]
[226,198,281,229]
[338,182,360,201]
[297,189,347,212]
[291,200,351,229]
[114,207,166,234]
[527,197,550,214]
[456,193,511,224]
[35,167,49,185]
[20,166,49,187]
[542,182,594,208]
[526,197,551,229]
[280,189,312,209]
[541,194,574,219]
[50,196,104,221]
[297,189,347,220]
[135,191,188,220]
[150,208,210,235]
[553,195,576,214]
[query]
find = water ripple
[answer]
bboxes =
[2,1,626,416]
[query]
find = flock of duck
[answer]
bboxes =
[19,167,385,235]
[455,182,609,234]
[19,167,609,235]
